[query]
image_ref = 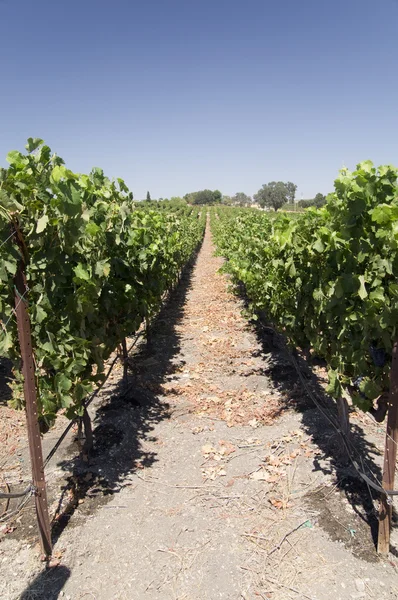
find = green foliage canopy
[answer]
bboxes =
[212,160,398,411]
[0,139,205,425]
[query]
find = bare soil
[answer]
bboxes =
[1,223,398,600]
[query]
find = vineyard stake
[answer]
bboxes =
[13,230,52,556]
[377,339,398,555]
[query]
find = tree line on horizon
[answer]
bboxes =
[137,185,327,211]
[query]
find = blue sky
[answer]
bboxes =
[1,0,397,200]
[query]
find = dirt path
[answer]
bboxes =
[1,223,398,599]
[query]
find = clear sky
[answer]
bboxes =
[1,0,397,200]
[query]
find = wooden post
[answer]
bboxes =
[13,238,52,556]
[378,340,398,555]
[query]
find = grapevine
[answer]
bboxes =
[212,161,398,412]
[0,138,205,425]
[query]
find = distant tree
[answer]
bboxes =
[232,192,252,206]
[286,182,297,205]
[184,189,223,205]
[146,191,151,201]
[221,195,232,205]
[298,199,314,208]
[254,181,290,211]
[194,190,214,205]
[298,193,327,209]
[213,190,222,203]
[314,192,326,207]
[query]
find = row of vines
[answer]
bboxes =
[0,138,206,426]
[211,161,398,418]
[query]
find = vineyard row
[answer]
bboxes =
[0,138,206,425]
[211,160,398,419]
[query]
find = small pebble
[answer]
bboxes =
[355,579,365,593]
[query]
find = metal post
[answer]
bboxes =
[14,250,52,556]
[378,339,398,555]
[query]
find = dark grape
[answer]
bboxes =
[353,376,364,389]
[369,345,386,368]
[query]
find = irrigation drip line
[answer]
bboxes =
[363,409,398,449]
[288,351,398,502]
[0,230,16,250]
[0,287,29,335]
[43,263,188,468]
[255,321,397,501]
[5,264,187,504]
[0,483,34,499]
[0,488,35,523]
[43,329,145,469]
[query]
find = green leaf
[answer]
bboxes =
[6,150,28,167]
[0,331,13,353]
[369,288,385,302]
[25,137,44,152]
[60,395,74,408]
[313,239,324,253]
[55,373,73,392]
[358,275,368,300]
[74,264,90,280]
[370,204,398,225]
[95,260,111,278]
[51,165,67,183]
[359,379,382,401]
[0,259,17,279]
[36,214,49,233]
[86,222,100,236]
[326,370,342,398]
[117,178,129,193]
[35,305,47,323]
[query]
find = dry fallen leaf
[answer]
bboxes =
[250,470,270,481]
[202,465,227,480]
[269,498,284,509]
[207,396,222,404]
[48,559,61,568]
[201,444,217,456]
[192,426,204,434]
[219,440,236,455]
[265,455,281,467]
[290,450,301,459]
[269,497,293,510]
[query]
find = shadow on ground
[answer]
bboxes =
[20,565,71,600]
[50,252,200,545]
[18,250,200,598]
[0,357,13,404]
[249,313,389,561]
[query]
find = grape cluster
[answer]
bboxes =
[353,375,364,389]
[352,375,368,400]
[369,344,386,368]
